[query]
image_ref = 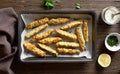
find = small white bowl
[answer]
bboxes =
[101,6,120,25]
[105,33,120,52]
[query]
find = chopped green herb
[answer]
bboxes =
[42,0,55,9]
[75,3,81,9]
[107,35,118,47]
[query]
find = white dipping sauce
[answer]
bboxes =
[104,7,120,25]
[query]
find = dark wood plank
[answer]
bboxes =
[0,0,120,74]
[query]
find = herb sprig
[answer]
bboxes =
[42,0,55,9]
[75,3,81,9]
[107,35,118,47]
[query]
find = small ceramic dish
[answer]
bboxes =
[105,33,120,52]
[101,6,120,25]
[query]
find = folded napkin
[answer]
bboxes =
[0,7,18,74]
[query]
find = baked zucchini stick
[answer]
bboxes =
[38,43,58,56]
[56,48,80,54]
[23,42,46,57]
[26,17,49,29]
[25,24,48,38]
[31,29,54,42]
[75,27,86,50]
[48,18,70,25]
[83,20,89,42]
[39,37,62,44]
[55,29,77,40]
[60,21,83,30]
[56,42,79,48]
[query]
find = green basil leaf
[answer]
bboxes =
[75,3,81,9]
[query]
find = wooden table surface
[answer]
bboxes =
[0,0,120,74]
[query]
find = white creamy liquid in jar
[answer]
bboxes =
[105,7,120,25]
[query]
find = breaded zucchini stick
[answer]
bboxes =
[75,27,86,50]
[26,17,49,29]
[39,37,62,44]
[56,42,79,48]
[83,20,89,42]
[31,29,54,42]
[60,21,83,30]
[56,48,80,54]
[48,18,70,25]
[55,29,77,40]
[38,43,58,56]
[23,42,46,57]
[25,24,48,38]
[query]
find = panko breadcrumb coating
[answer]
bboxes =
[83,20,89,42]
[26,17,49,29]
[75,27,86,50]
[56,41,79,48]
[60,21,83,30]
[38,43,58,56]
[39,37,62,44]
[23,42,46,57]
[25,24,48,38]
[31,29,54,42]
[56,48,80,54]
[55,29,77,40]
[48,18,70,25]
